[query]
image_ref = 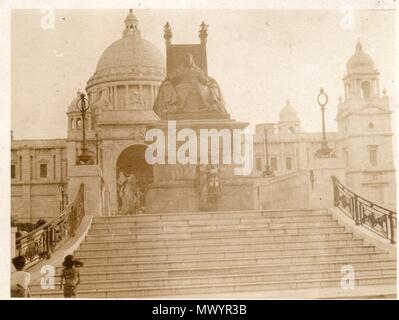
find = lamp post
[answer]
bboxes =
[76,92,94,165]
[315,88,335,158]
[262,128,274,177]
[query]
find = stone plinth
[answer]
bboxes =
[146,118,254,213]
[68,165,103,216]
[308,157,345,209]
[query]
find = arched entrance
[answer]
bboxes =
[116,144,153,214]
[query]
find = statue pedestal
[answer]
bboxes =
[145,118,255,213]
[68,165,103,216]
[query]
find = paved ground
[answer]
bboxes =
[143,284,397,300]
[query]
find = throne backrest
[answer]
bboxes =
[166,44,208,76]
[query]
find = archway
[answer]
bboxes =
[116,144,153,214]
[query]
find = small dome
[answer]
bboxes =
[346,41,375,73]
[67,92,82,112]
[279,100,299,122]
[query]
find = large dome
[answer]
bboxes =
[96,36,164,73]
[86,10,165,89]
[346,41,375,73]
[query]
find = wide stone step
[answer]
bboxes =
[75,245,376,261]
[87,225,346,238]
[91,215,334,229]
[71,251,389,268]
[79,238,364,253]
[31,267,396,291]
[84,231,355,244]
[31,275,396,298]
[53,259,396,278]
[89,220,340,233]
[94,209,328,223]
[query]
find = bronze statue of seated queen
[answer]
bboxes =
[154,53,227,119]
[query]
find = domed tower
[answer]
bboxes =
[278,100,301,134]
[336,41,395,209]
[85,9,165,129]
[66,10,166,215]
[343,40,380,100]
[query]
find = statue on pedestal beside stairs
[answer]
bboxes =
[118,171,138,215]
[154,53,227,118]
[198,164,222,211]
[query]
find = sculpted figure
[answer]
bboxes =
[154,53,226,117]
[132,90,145,107]
[198,164,222,211]
[118,171,138,215]
[93,88,111,110]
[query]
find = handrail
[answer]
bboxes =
[15,184,85,268]
[332,176,396,244]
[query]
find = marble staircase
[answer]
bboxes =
[30,209,396,298]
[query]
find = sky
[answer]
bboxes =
[10,8,396,139]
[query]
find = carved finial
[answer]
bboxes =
[356,38,362,52]
[199,21,208,44]
[163,22,172,45]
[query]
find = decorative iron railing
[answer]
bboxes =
[332,176,396,244]
[15,184,85,268]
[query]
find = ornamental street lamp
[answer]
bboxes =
[76,92,94,165]
[262,128,274,177]
[315,88,335,158]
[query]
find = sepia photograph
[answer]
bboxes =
[2,0,397,301]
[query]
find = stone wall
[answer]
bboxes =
[255,171,310,210]
[11,140,67,223]
[11,184,62,223]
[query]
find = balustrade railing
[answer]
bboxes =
[15,184,85,268]
[332,176,396,244]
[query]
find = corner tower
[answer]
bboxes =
[336,41,395,209]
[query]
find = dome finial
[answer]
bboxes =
[356,38,362,52]
[123,9,140,38]
[164,22,173,45]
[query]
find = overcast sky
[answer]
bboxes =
[11,9,395,139]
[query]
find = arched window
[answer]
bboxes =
[76,118,82,129]
[71,118,75,129]
[361,81,370,99]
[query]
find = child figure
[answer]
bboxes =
[11,256,31,298]
[60,255,82,298]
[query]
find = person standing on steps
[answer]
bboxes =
[60,255,82,298]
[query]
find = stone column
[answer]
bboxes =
[150,85,155,107]
[125,85,129,109]
[11,227,17,259]
[115,86,118,110]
